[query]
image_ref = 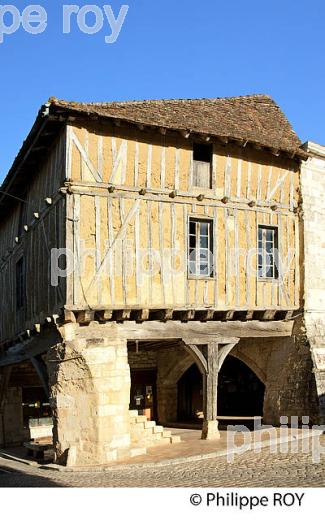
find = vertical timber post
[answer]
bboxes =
[202,341,220,440]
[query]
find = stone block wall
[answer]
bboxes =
[301,142,325,421]
[220,334,318,425]
[47,322,131,466]
[128,350,157,370]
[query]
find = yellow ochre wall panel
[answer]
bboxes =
[67,122,300,311]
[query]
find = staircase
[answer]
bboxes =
[129,410,182,451]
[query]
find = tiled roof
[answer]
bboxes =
[51,94,303,156]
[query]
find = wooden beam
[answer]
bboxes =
[64,310,76,324]
[195,309,215,322]
[31,355,49,398]
[76,310,95,325]
[113,309,131,322]
[173,310,196,322]
[95,310,113,322]
[115,319,293,342]
[130,309,150,323]
[149,309,174,321]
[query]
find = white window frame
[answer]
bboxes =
[188,217,214,278]
[257,225,279,280]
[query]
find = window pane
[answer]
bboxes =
[200,264,209,275]
[258,226,278,279]
[189,220,196,234]
[266,266,274,278]
[189,235,196,248]
[266,229,274,241]
[200,222,209,235]
[200,236,208,248]
[193,143,212,163]
[266,241,273,254]
[189,261,196,275]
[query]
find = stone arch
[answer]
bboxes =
[157,343,207,424]
[230,350,267,385]
[218,355,266,418]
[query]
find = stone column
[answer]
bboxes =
[202,342,220,440]
[0,387,27,447]
[47,323,131,466]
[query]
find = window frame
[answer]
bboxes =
[187,216,215,279]
[257,225,279,281]
[192,143,213,190]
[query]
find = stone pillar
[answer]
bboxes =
[0,387,27,447]
[47,323,131,466]
[202,342,220,440]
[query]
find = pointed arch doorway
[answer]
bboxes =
[176,355,265,424]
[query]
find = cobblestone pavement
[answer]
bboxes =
[0,446,325,487]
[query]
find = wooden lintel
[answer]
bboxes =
[115,319,293,341]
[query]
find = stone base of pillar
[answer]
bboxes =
[47,323,132,466]
[201,420,220,440]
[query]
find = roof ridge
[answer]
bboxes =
[49,93,273,107]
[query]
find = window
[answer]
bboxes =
[16,257,26,310]
[193,143,212,188]
[188,218,213,277]
[258,226,279,279]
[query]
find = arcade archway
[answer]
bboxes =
[176,356,265,423]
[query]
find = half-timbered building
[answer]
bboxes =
[0,95,323,465]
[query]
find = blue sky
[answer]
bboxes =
[0,0,324,182]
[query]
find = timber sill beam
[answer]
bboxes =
[63,307,300,326]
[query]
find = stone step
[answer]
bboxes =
[162,430,172,438]
[152,436,171,446]
[144,421,156,429]
[153,425,164,433]
[129,410,139,418]
[131,421,147,430]
[135,415,147,423]
[170,435,182,444]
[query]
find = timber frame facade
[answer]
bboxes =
[0,95,323,466]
